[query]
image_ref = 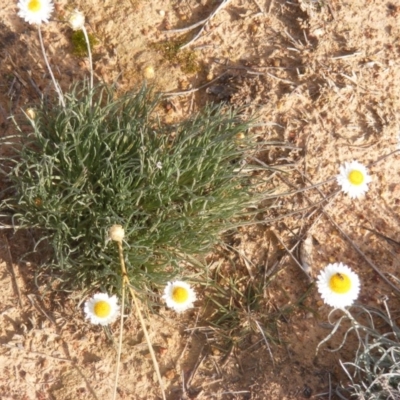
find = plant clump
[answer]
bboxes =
[337,302,400,399]
[0,83,270,292]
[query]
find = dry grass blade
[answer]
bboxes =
[1,235,21,305]
[271,229,312,283]
[254,320,275,367]
[162,72,229,97]
[26,294,56,325]
[164,0,233,49]
[360,226,400,247]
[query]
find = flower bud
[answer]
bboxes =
[26,108,36,120]
[68,9,85,31]
[108,225,125,242]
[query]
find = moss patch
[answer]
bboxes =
[151,38,201,74]
[71,30,98,57]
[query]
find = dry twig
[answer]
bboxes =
[1,235,22,305]
[162,71,228,97]
[164,0,233,49]
[254,320,275,367]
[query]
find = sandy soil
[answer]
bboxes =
[1,0,400,399]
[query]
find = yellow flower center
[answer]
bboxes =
[94,300,111,318]
[28,0,42,12]
[172,287,189,303]
[329,273,352,294]
[348,170,364,186]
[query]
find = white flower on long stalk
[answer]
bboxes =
[336,160,372,199]
[17,0,54,25]
[162,281,196,313]
[84,293,120,325]
[18,0,65,106]
[317,263,360,309]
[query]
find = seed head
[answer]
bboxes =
[108,224,125,242]
[68,9,85,31]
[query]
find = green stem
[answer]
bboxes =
[82,26,94,94]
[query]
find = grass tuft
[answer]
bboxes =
[338,302,400,399]
[0,82,272,293]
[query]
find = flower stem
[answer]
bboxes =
[112,267,126,400]
[38,26,65,107]
[113,241,166,400]
[82,26,94,94]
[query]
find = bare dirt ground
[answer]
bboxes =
[1,0,400,399]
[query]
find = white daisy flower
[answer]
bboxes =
[317,263,360,309]
[67,9,85,31]
[336,160,372,199]
[17,0,54,25]
[162,281,196,313]
[84,293,120,325]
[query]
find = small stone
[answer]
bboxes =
[249,23,258,34]
[164,369,175,380]
[164,114,174,124]
[313,28,325,36]
[211,347,220,356]
[158,10,165,17]
[179,79,189,90]
[250,334,258,344]
[143,65,155,80]
[273,58,281,67]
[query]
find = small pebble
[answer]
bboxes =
[143,65,155,80]
[164,369,175,380]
